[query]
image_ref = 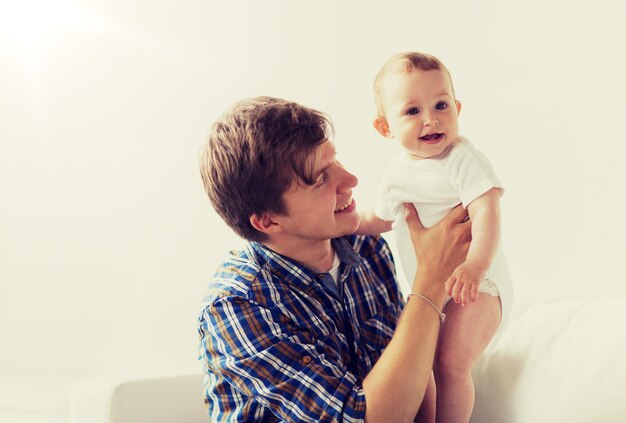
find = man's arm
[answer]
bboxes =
[199,295,368,422]
[362,204,471,422]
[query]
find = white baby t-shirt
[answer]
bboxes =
[375,137,513,326]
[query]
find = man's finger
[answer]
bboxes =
[403,203,425,231]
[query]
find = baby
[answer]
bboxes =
[356,52,513,423]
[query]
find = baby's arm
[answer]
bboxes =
[354,209,393,235]
[446,187,502,306]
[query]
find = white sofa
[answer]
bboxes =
[0,375,78,423]
[69,297,626,422]
[472,297,626,423]
[69,373,207,423]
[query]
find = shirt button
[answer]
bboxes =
[302,355,312,364]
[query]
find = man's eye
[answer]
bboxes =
[435,102,448,110]
[317,172,329,186]
[406,107,420,115]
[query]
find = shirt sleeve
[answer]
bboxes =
[198,295,367,422]
[447,143,504,208]
[374,158,401,222]
[374,193,397,222]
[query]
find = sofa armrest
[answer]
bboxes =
[69,373,207,423]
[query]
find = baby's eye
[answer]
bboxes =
[406,107,420,116]
[435,102,448,110]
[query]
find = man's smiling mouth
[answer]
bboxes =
[334,198,354,213]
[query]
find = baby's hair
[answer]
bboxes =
[373,51,455,116]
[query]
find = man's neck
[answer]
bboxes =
[262,238,335,274]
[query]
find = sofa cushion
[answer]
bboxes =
[70,373,206,423]
[0,374,76,423]
[471,297,626,423]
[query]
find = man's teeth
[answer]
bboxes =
[335,198,353,212]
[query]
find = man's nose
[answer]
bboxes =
[338,167,358,191]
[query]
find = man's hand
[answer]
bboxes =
[403,203,472,297]
[446,260,486,306]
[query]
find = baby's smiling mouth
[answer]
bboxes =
[419,133,444,144]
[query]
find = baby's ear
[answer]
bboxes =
[373,117,393,138]
[455,100,462,115]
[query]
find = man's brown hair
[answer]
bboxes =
[199,96,333,242]
[373,51,455,116]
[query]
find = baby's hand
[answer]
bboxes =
[445,261,487,307]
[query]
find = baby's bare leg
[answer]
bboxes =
[435,293,501,423]
[414,370,436,423]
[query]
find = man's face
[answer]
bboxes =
[272,141,360,242]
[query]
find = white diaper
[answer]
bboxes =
[444,278,500,307]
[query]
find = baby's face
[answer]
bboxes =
[377,69,461,160]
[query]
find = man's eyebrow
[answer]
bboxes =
[311,151,336,179]
[313,163,332,179]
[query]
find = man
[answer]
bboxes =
[198,96,471,422]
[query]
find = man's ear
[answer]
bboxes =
[373,117,393,138]
[455,100,462,115]
[250,212,281,235]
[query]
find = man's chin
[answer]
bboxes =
[344,217,361,237]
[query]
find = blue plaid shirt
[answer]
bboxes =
[198,235,404,422]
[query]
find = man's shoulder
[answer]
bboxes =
[341,234,393,263]
[201,244,270,304]
[340,235,399,298]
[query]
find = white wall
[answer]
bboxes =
[1,0,625,378]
